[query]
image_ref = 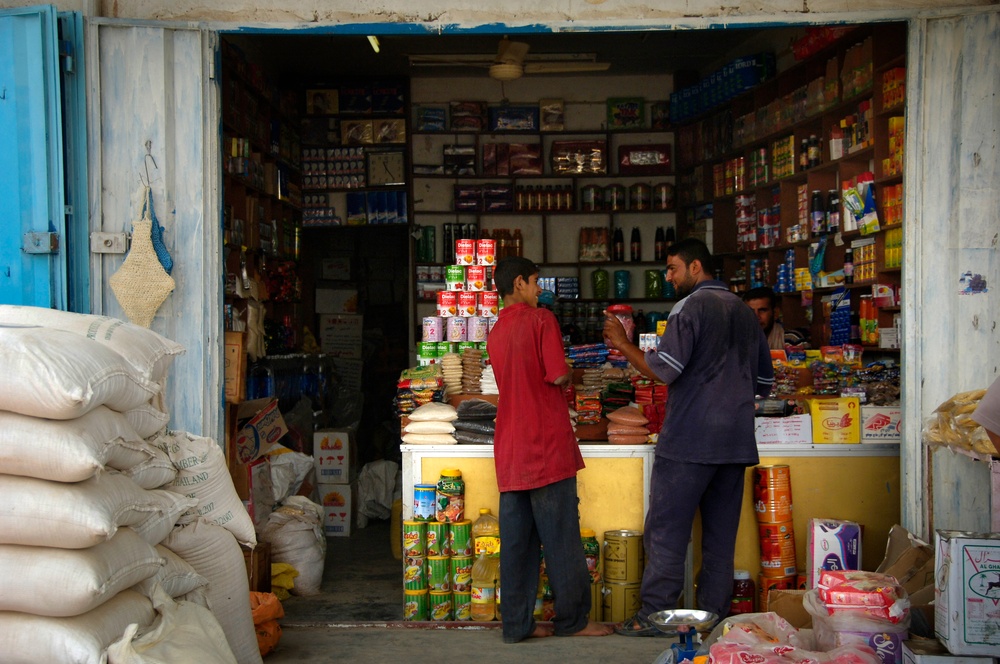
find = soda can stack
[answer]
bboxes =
[753,464,797,610]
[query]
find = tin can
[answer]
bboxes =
[653,182,675,210]
[437,290,458,317]
[403,589,429,621]
[449,520,473,557]
[436,468,465,522]
[458,291,478,317]
[455,239,476,265]
[479,291,499,318]
[604,184,626,211]
[581,184,603,212]
[436,341,455,357]
[758,574,795,612]
[753,465,793,523]
[402,520,427,557]
[453,591,472,621]
[602,582,641,623]
[451,556,473,592]
[446,316,467,342]
[445,265,466,291]
[403,555,426,590]
[426,522,448,557]
[759,521,797,577]
[476,239,496,266]
[413,484,437,522]
[629,183,651,211]
[427,555,451,592]
[466,265,487,291]
[467,316,489,342]
[422,317,443,342]
[603,530,644,583]
[429,590,453,621]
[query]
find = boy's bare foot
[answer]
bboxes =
[528,624,554,638]
[573,620,614,636]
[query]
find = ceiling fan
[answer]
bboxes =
[408,37,612,81]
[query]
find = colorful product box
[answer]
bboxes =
[319,481,356,537]
[934,530,1000,656]
[861,406,902,442]
[806,518,862,589]
[808,397,861,443]
[313,428,356,484]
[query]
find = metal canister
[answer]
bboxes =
[602,582,641,623]
[449,520,473,557]
[581,528,601,583]
[429,590,453,621]
[426,522,448,557]
[653,182,675,211]
[402,520,427,557]
[403,589,429,621]
[580,184,603,212]
[453,591,472,621]
[759,521,797,578]
[629,183,651,211]
[445,265,466,291]
[451,556,473,592]
[427,555,451,592]
[753,465,793,523]
[604,184,626,211]
[413,484,437,522]
[603,529,644,583]
[403,556,426,590]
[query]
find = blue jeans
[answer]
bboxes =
[639,457,746,621]
[499,477,591,643]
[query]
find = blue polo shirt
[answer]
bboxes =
[644,280,774,465]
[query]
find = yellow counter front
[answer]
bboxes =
[401,442,900,610]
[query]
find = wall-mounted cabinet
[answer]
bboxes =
[675,22,906,352]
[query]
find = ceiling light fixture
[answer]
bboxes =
[367,35,380,53]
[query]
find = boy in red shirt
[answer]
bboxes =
[486,256,613,643]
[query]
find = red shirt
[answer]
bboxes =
[486,303,584,492]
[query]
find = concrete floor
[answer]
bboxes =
[265,519,678,663]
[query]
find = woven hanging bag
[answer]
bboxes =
[110,189,176,328]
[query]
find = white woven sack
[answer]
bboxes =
[131,491,198,546]
[0,305,185,385]
[0,590,154,664]
[162,519,263,664]
[118,451,177,490]
[407,401,458,421]
[261,496,326,596]
[123,402,170,439]
[132,544,208,600]
[0,406,152,483]
[0,326,159,420]
[0,472,192,549]
[150,430,256,546]
[0,527,162,617]
[107,584,237,664]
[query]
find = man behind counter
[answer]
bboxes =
[743,286,785,351]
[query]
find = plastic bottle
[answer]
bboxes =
[843,247,854,284]
[471,553,498,621]
[472,508,500,554]
[730,570,755,615]
[664,226,676,248]
[630,227,642,262]
[810,190,825,235]
[654,226,666,261]
[826,189,841,233]
[511,228,523,258]
[799,138,809,171]
[808,134,820,168]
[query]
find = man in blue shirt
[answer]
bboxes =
[603,238,774,636]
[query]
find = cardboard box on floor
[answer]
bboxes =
[226,398,290,529]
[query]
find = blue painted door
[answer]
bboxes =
[0,5,70,308]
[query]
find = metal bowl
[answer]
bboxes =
[648,609,718,635]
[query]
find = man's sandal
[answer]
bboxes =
[614,613,671,637]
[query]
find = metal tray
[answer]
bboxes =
[648,609,718,634]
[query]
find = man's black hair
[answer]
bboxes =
[493,256,539,297]
[743,286,778,308]
[666,237,714,275]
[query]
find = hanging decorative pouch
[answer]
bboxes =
[110,185,176,328]
[146,187,173,274]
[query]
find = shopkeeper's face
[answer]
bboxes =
[666,255,698,298]
[745,297,775,334]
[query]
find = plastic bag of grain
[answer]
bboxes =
[0,406,153,483]
[0,590,155,664]
[0,472,195,549]
[0,527,163,616]
[162,519,262,664]
[106,584,237,664]
[0,325,160,420]
[149,430,256,546]
[0,306,184,387]
[260,496,326,596]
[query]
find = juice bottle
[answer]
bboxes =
[472,508,500,555]
[470,552,498,621]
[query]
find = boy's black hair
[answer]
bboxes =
[743,286,778,308]
[493,256,539,297]
[666,237,714,274]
